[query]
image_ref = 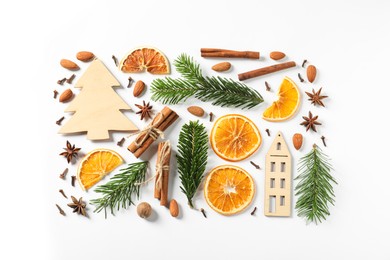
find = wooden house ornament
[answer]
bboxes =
[59,59,138,140]
[264,132,292,217]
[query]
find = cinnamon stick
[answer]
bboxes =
[128,107,178,158]
[238,61,296,81]
[201,48,259,59]
[154,141,171,206]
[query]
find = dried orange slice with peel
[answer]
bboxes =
[262,76,300,121]
[119,46,170,74]
[204,165,255,215]
[77,149,123,190]
[210,114,262,162]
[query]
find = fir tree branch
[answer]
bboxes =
[294,145,337,224]
[90,161,148,218]
[151,54,263,109]
[177,121,208,209]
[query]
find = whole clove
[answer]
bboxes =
[321,136,327,147]
[250,161,261,170]
[117,137,125,147]
[250,206,257,215]
[265,129,270,136]
[53,90,59,99]
[209,112,214,122]
[265,81,271,91]
[57,78,66,85]
[56,204,66,216]
[71,176,76,187]
[112,55,118,66]
[56,116,65,125]
[59,168,68,179]
[200,208,207,218]
[127,77,133,88]
[59,189,68,198]
[302,59,308,68]
[66,74,76,84]
[298,73,305,82]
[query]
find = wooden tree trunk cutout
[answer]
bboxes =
[264,131,292,217]
[59,59,138,140]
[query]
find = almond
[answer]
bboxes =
[133,80,145,97]
[76,51,95,62]
[292,133,303,150]
[269,51,286,61]
[59,89,73,103]
[187,106,204,117]
[169,199,179,217]
[212,62,231,72]
[306,65,317,83]
[60,59,79,71]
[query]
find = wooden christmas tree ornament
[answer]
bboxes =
[264,131,292,217]
[59,59,138,140]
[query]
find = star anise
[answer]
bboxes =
[135,101,153,121]
[305,87,328,107]
[59,140,81,163]
[67,196,87,216]
[300,111,322,132]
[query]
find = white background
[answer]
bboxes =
[1,0,390,259]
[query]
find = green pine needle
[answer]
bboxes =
[151,54,264,109]
[90,161,148,218]
[177,120,208,209]
[295,145,337,224]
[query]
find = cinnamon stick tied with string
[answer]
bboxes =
[201,48,260,59]
[128,106,178,158]
[154,141,171,206]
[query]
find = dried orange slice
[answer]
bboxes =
[210,114,261,162]
[204,165,255,215]
[262,76,300,121]
[119,46,170,74]
[77,149,123,190]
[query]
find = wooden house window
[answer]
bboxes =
[276,142,281,150]
[281,162,286,172]
[280,178,285,188]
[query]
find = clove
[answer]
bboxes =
[265,81,271,91]
[56,116,65,125]
[209,112,214,122]
[250,206,257,215]
[298,73,305,82]
[71,176,76,187]
[265,129,270,136]
[59,189,68,199]
[302,59,308,68]
[321,136,327,147]
[56,204,66,216]
[59,168,68,179]
[112,55,118,66]
[200,208,207,218]
[53,90,59,99]
[57,78,67,85]
[250,161,261,170]
[66,74,76,84]
[117,137,125,147]
[127,77,133,88]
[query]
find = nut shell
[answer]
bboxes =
[269,51,286,61]
[76,51,95,62]
[133,80,146,97]
[137,202,152,219]
[306,65,317,83]
[60,59,80,70]
[187,106,204,117]
[292,133,303,150]
[169,199,179,217]
[59,89,73,103]
[212,62,231,72]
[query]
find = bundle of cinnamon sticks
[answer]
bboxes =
[128,106,178,158]
[154,141,171,206]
